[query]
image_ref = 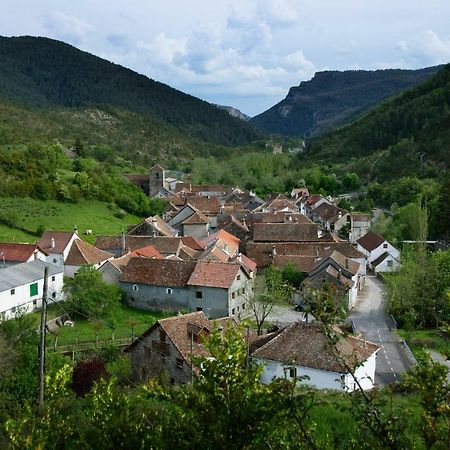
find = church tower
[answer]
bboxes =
[149,164,165,197]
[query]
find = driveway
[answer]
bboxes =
[349,275,414,385]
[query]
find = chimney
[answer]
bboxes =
[50,237,55,249]
[237,252,242,262]
[121,229,126,255]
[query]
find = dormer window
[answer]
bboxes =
[166,288,173,295]
[383,243,388,249]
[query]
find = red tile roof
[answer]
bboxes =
[188,261,241,289]
[356,231,386,252]
[131,245,163,259]
[253,223,319,242]
[120,257,196,287]
[182,236,205,251]
[0,243,47,262]
[65,239,114,266]
[38,231,78,254]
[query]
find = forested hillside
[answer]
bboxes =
[306,64,450,182]
[0,36,264,157]
[251,66,441,137]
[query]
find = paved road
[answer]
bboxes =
[349,275,414,386]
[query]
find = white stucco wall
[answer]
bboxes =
[255,351,377,391]
[368,242,400,264]
[0,272,64,319]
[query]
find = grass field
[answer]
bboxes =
[0,197,143,244]
[43,302,172,348]
[398,328,450,359]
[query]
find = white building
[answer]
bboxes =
[251,322,379,391]
[356,231,400,272]
[38,230,80,269]
[0,260,64,320]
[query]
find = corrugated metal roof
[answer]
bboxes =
[0,260,62,291]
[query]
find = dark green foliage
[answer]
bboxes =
[281,262,307,288]
[309,65,450,182]
[63,265,122,320]
[251,66,442,137]
[385,248,450,328]
[0,36,264,150]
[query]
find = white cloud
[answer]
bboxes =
[397,30,450,66]
[257,0,299,28]
[42,11,94,46]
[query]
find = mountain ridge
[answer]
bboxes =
[251,66,443,138]
[0,35,265,154]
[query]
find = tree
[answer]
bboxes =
[63,265,122,320]
[249,266,294,335]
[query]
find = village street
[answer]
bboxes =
[349,275,414,386]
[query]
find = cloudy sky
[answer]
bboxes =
[1,0,450,116]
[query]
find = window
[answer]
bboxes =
[159,330,166,342]
[130,297,135,303]
[387,260,393,267]
[53,258,57,264]
[51,276,56,282]
[11,307,16,314]
[237,274,241,280]
[133,284,139,291]
[231,292,235,299]
[10,289,15,295]
[196,307,203,312]
[52,292,56,299]
[176,358,184,369]
[347,215,351,222]
[383,243,388,249]
[242,303,246,310]
[166,288,173,295]
[242,287,246,294]
[289,367,297,379]
[30,283,38,297]
[196,291,203,299]
[33,300,37,306]
[232,308,235,315]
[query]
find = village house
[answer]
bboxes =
[125,311,235,384]
[311,203,350,234]
[64,239,114,277]
[356,231,400,272]
[119,258,253,319]
[301,194,333,218]
[0,260,64,319]
[0,243,47,267]
[251,322,379,391]
[37,230,80,269]
[167,203,211,237]
[127,216,178,237]
[301,250,362,309]
[349,214,371,243]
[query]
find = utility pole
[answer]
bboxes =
[38,266,49,415]
[418,151,426,176]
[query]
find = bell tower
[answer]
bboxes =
[149,164,165,197]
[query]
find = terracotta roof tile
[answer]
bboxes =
[38,231,78,254]
[65,240,114,266]
[313,203,348,222]
[251,322,378,372]
[131,245,163,259]
[0,243,47,262]
[356,231,386,252]
[120,257,196,287]
[253,223,319,242]
[249,212,313,225]
[188,261,241,289]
